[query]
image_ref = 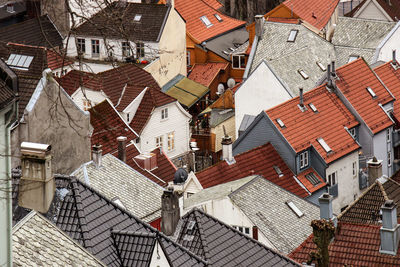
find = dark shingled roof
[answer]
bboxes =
[0,15,63,48]
[177,209,301,266]
[73,2,170,42]
[56,179,206,267]
[0,72,16,110]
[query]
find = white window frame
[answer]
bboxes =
[121,41,131,57]
[232,225,250,235]
[328,171,337,186]
[200,16,213,27]
[352,161,357,177]
[136,42,145,58]
[388,151,392,166]
[387,128,391,143]
[91,39,100,57]
[232,54,245,69]
[288,29,298,42]
[167,132,175,151]
[299,151,308,169]
[155,136,163,149]
[77,38,86,54]
[82,99,91,111]
[161,108,168,120]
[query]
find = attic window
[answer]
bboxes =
[367,87,377,98]
[134,14,142,22]
[317,137,332,153]
[305,172,321,186]
[273,165,284,177]
[287,30,298,42]
[298,69,309,80]
[214,13,223,22]
[316,62,326,71]
[276,118,285,128]
[7,54,34,70]
[309,103,318,112]
[187,221,195,230]
[200,16,213,28]
[286,201,304,217]
[348,55,359,63]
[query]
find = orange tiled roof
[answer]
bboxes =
[195,143,310,198]
[265,17,300,24]
[266,85,360,164]
[175,0,246,43]
[46,50,74,70]
[296,168,326,193]
[335,58,394,134]
[289,222,400,266]
[188,62,228,87]
[282,0,340,30]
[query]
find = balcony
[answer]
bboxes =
[328,183,338,198]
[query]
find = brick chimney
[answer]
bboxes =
[117,136,127,163]
[318,193,336,226]
[255,15,264,38]
[367,157,382,185]
[18,142,55,213]
[379,200,400,255]
[92,144,102,169]
[161,188,180,236]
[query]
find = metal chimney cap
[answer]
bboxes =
[21,142,51,152]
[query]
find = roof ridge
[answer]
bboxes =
[377,180,389,200]
[193,210,212,260]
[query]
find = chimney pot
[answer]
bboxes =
[318,193,336,226]
[221,126,234,164]
[255,15,264,38]
[92,144,103,169]
[117,136,127,163]
[393,50,397,65]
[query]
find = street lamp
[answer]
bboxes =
[190,141,199,172]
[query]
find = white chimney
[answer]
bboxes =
[18,142,55,213]
[117,136,127,163]
[379,200,400,255]
[367,157,383,185]
[92,144,102,169]
[318,193,337,226]
[255,15,264,38]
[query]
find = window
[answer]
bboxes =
[299,151,308,169]
[136,42,145,58]
[388,152,392,166]
[286,201,304,217]
[155,136,163,148]
[7,54,34,70]
[367,87,376,98]
[168,132,175,151]
[276,118,285,128]
[187,51,191,66]
[7,3,14,13]
[91,39,100,57]
[349,128,356,139]
[126,113,130,122]
[348,55,359,63]
[134,14,142,22]
[232,225,250,235]
[214,14,223,22]
[161,108,168,120]
[352,161,357,177]
[200,16,213,27]
[82,99,91,111]
[232,55,246,69]
[387,128,391,142]
[317,138,332,153]
[298,69,309,80]
[328,171,337,186]
[305,172,321,186]
[77,38,86,54]
[287,30,298,42]
[121,41,131,57]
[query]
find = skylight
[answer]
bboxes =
[288,30,298,42]
[286,201,304,217]
[273,165,284,177]
[367,87,377,98]
[7,54,34,70]
[200,16,213,28]
[133,14,142,22]
[214,13,223,22]
[187,221,195,230]
[298,69,309,80]
[309,103,318,112]
[276,118,285,128]
[316,62,326,71]
[317,137,332,153]
[305,172,321,186]
[348,55,359,63]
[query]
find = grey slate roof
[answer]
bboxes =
[72,154,164,223]
[334,46,376,67]
[229,176,320,254]
[56,178,206,267]
[176,209,301,266]
[250,21,335,95]
[13,211,104,266]
[209,108,235,128]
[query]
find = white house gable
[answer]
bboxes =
[70,87,107,111]
[354,0,393,21]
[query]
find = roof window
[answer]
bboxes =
[298,69,309,80]
[276,118,285,128]
[367,87,377,98]
[316,62,326,71]
[187,221,195,230]
[286,201,304,217]
[287,30,298,42]
[273,165,284,177]
[133,14,142,22]
[214,13,223,22]
[348,55,359,63]
[305,172,321,186]
[309,103,318,113]
[7,54,34,70]
[317,137,332,153]
[200,16,213,28]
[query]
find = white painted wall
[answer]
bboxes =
[376,24,400,63]
[70,87,107,111]
[326,150,361,213]
[354,0,392,21]
[235,61,291,137]
[373,127,393,177]
[138,102,191,159]
[150,240,171,267]
[123,88,148,123]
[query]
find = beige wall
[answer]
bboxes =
[211,116,236,152]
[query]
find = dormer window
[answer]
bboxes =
[305,172,321,186]
[200,16,213,28]
[287,30,298,42]
[276,118,285,128]
[367,87,376,98]
[298,69,309,80]
[134,14,142,22]
[317,137,332,153]
[214,14,222,22]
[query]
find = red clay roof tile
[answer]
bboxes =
[297,168,326,193]
[188,62,228,87]
[46,50,74,70]
[195,143,310,198]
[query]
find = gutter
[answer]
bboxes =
[156,4,172,43]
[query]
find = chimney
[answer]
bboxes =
[318,193,336,226]
[117,136,127,163]
[252,226,259,240]
[392,50,397,65]
[255,15,264,38]
[331,61,336,78]
[18,142,55,213]
[326,64,333,89]
[92,144,103,169]
[299,88,304,107]
[367,157,382,185]
[134,152,157,170]
[379,200,400,255]
[221,126,235,164]
[161,188,180,236]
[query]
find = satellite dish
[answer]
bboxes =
[227,78,236,88]
[217,83,225,95]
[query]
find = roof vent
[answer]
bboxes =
[298,69,309,80]
[214,13,222,22]
[367,87,377,98]
[316,62,326,71]
[309,103,318,113]
[391,50,398,69]
[317,137,332,153]
[286,201,304,217]
[273,165,284,177]
[298,88,307,111]
[276,118,285,128]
